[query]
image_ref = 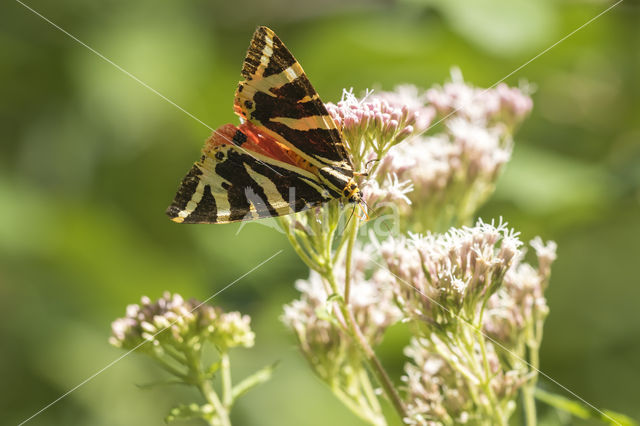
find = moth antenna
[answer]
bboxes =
[344,203,357,230]
[364,158,381,174]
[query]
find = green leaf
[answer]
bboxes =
[535,388,637,426]
[231,362,279,403]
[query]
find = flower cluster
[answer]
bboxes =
[110,293,273,426]
[279,76,555,426]
[344,72,533,232]
[403,336,527,426]
[483,237,556,346]
[282,217,554,425]
[282,247,400,425]
[110,292,254,354]
[282,245,401,379]
[326,89,434,168]
[375,121,512,231]
[380,219,523,327]
[426,68,533,128]
[381,223,556,425]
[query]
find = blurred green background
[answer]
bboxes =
[2,0,639,425]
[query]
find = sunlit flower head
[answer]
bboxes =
[403,335,526,425]
[282,244,401,380]
[483,238,556,345]
[426,68,532,128]
[109,292,254,354]
[326,88,434,168]
[380,219,524,326]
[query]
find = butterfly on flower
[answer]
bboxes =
[167,26,362,224]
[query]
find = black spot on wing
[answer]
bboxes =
[232,130,247,146]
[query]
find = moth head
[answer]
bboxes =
[343,179,362,203]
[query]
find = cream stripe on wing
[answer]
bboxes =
[212,189,231,222]
[198,157,232,222]
[244,164,292,216]
[245,64,305,96]
[173,180,206,222]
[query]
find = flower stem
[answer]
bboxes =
[221,352,232,408]
[150,354,188,380]
[359,368,383,418]
[523,319,541,426]
[343,213,358,304]
[522,384,537,426]
[185,348,231,426]
[343,306,407,422]
[199,379,231,426]
[332,385,384,426]
[324,270,407,422]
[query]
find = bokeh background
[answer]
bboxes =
[2,0,639,424]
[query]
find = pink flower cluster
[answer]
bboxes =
[110,292,254,352]
[326,89,434,162]
[426,68,533,126]
[380,219,524,325]
[363,75,532,231]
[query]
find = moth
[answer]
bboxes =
[166,26,361,224]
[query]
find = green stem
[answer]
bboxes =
[221,352,232,409]
[185,348,231,426]
[440,334,483,409]
[199,379,231,426]
[458,326,506,426]
[164,344,188,365]
[523,384,537,426]
[359,368,383,418]
[343,213,358,304]
[324,272,407,422]
[332,385,384,426]
[343,306,407,422]
[283,225,320,271]
[150,354,188,380]
[523,319,540,426]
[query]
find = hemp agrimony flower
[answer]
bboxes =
[426,68,533,128]
[110,293,273,426]
[278,75,572,426]
[381,220,523,328]
[369,72,532,233]
[377,223,557,425]
[326,88,434,168]
[282,246,401,425]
